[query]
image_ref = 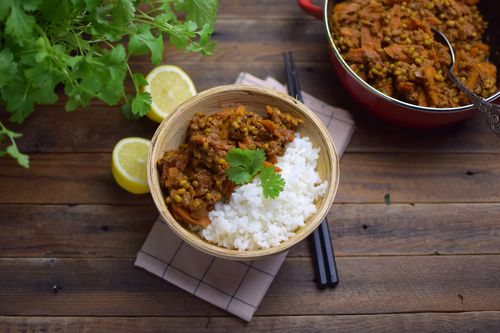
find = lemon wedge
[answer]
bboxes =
[144,65,197,123]
[112,137,151,194]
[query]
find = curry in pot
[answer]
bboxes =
[331,0,497,107]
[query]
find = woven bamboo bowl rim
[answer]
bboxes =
[148,84,340,260]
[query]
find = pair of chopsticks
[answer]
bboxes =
[283,52,339,289]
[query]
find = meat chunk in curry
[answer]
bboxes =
[157,105,303,227]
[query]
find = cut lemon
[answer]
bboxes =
[144,65,197,123]
[112,137,151,194]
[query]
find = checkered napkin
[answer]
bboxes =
[135,73,355,321]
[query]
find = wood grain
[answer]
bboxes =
[1,204,499,258]
[218,0,315,20]
[1,153,499,204]
[0,205,157,258]
[0,154,153,205]
[2,312,500,333]
[1,256,499,316]
[134,19,327,63]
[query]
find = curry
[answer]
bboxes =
[331,0,497,107]
[157,105,303,227]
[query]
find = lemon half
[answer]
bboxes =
[112,137,151,194]
[144,65,197,123]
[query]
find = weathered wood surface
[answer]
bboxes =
[1,0,499,331]
[1,153,499,204]
[1,256,499,316]
[1,203,499,258]
[2,312,500,333]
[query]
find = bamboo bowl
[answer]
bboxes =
[148,84,340,260]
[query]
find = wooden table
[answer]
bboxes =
[1,1,500,332]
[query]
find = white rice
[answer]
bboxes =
[199,134,327,251]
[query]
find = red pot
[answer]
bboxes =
[297,0,500,128]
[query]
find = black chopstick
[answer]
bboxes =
[283,52,339,289]
[319,218,339,287]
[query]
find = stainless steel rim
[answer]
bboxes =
[322,0,500,114]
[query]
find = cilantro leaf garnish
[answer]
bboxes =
[259,166,285,199]
[225,148,265,185]
[225,148,285,198]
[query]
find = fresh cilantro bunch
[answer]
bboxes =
[0,0,218,167]
[225,148,286,199]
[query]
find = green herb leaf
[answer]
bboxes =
[259,165,285,199]
[129,24,164,65]
[0,121,29,168]
[384,193,391,206]
[132,72,148,90]
[225,147,286,198]
[131,91,152,116]
[121,99,142,120]
[175,0,218,27]
[0,49,18,88]
[5,3,35,44]
[225,148,265,184]
[225,165,252,185]
[6,144,29,168]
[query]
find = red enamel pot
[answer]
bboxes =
[297,0,500,128]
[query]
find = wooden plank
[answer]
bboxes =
[2,312,500,333]
[132,19,327,63]
[1,204,499,258]
[0,256,499,316]
[0,313,498,333]
[0,154,153,205]
[1,153,499,204]
[0,205,157,258]
[335,152,500,204]
[347,109,500,154]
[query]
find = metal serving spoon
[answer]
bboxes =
[432,28,500,135]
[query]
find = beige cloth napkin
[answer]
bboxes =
[134,73,355,321]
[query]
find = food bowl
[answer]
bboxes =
[148,84,340,260]
[298,0,500,128]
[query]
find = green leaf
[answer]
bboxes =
[384,193,391,206]
[0,49,18,88]
[165,20,196,50]
[129,24,164,64]
[6,144,29,168]
[132,72,148,90]
[0,1,11,20]
[225,165,251,185]
[0,121,29,168]
[98,46,127,105]
[259,166,285,199]
[113,0,136,25]
[5,3,35,44]
[21,0,42,11]
[175,0,218,27]
[131,91,151,116]
[185,23,216,55]
[121,99,142,120]
[225,148,265,185]
[1,78,36,123]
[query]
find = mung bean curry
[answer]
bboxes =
[331,0,497,107]
[157,105,303,227]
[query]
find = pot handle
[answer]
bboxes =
[297,0,324,20]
